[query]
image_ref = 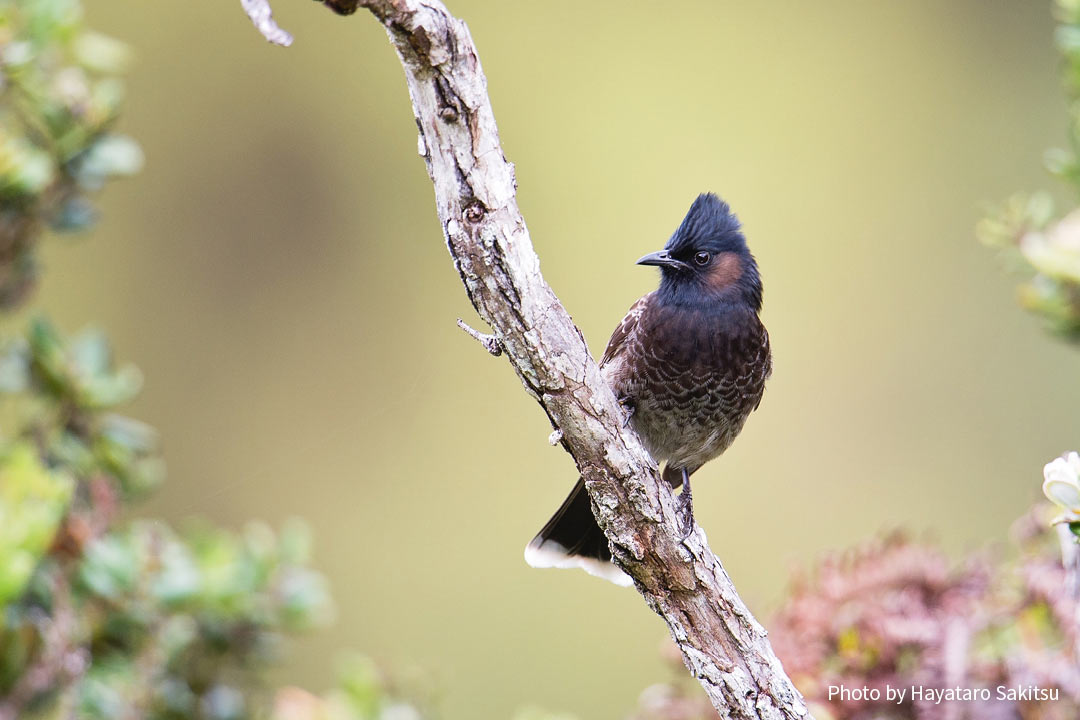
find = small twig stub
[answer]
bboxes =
[241,0,294,46]
[456,319,503,356]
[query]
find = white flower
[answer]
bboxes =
[1042,451,1080,512]
[1021,211,1080,281]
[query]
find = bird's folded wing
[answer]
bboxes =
[600,293,652,367]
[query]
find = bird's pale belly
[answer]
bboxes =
[628,385,753,472]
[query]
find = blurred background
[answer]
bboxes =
[17,0,1080,717]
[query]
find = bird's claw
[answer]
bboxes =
[618,396,635,428]
[676,468,694,539]
[676,494,695,539]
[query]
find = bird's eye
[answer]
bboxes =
[694,251,711,266]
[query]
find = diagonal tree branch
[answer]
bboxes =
[246,1,812,717]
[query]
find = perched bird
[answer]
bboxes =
[524,193,772,585]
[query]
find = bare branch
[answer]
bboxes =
[241,0,293,46]
[275,0,812,716]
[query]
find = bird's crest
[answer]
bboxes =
[666,193,744,255]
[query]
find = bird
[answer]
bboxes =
[524,193,772,586]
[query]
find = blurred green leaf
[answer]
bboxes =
[0,442,73,606]
[79,533,137,599]
[73,31,131,73]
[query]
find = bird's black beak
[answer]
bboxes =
[636,250,688,271]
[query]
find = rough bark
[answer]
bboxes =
[245,2,812,717]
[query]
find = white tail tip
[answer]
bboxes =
[523,538,633,587]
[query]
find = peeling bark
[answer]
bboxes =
[246,1,812,717]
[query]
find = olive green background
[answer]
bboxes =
[27,1,1080,717]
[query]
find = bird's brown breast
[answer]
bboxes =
[601,293,771,470]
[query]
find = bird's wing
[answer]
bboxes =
[600,293,652,367]
[751,322,772,411]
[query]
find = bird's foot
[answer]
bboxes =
[618,396,635,428]
[676,468,694,539]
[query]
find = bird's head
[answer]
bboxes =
[637,193,762,311]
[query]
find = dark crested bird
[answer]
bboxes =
[524,193,772,585]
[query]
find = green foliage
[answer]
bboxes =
[0,442,72,606]
[0,316,161,501]
[978,0,1080,341]
[0,0,141,307]
[0,315,344,719]
[0,3,421,719]
[71,520,333,719]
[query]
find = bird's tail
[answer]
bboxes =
[523,478,633,586]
